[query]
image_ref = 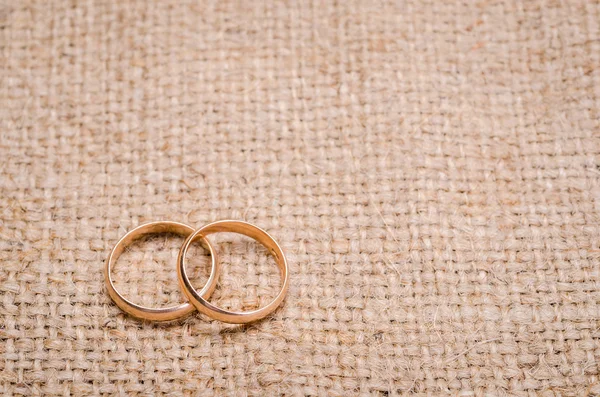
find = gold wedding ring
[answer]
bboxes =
[177,220,289,324]
[105,219,289,324]
[104,221,220,321]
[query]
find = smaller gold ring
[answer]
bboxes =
[177,220,289,324]
[105,221,220,321]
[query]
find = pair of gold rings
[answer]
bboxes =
[104,220,289,324]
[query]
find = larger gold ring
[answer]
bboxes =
[105,221,220,321]
[177,220,289,324]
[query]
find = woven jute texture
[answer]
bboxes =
[2,1,600,396]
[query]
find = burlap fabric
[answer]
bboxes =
[2,1,600,396]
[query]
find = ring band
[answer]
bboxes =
[105,221,220,321]
[177,220,289,324]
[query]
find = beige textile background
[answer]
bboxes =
[1,0,600,396]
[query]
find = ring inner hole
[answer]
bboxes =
[187,232,281,312]
[113,232,210,308]
[184,237,213,295]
